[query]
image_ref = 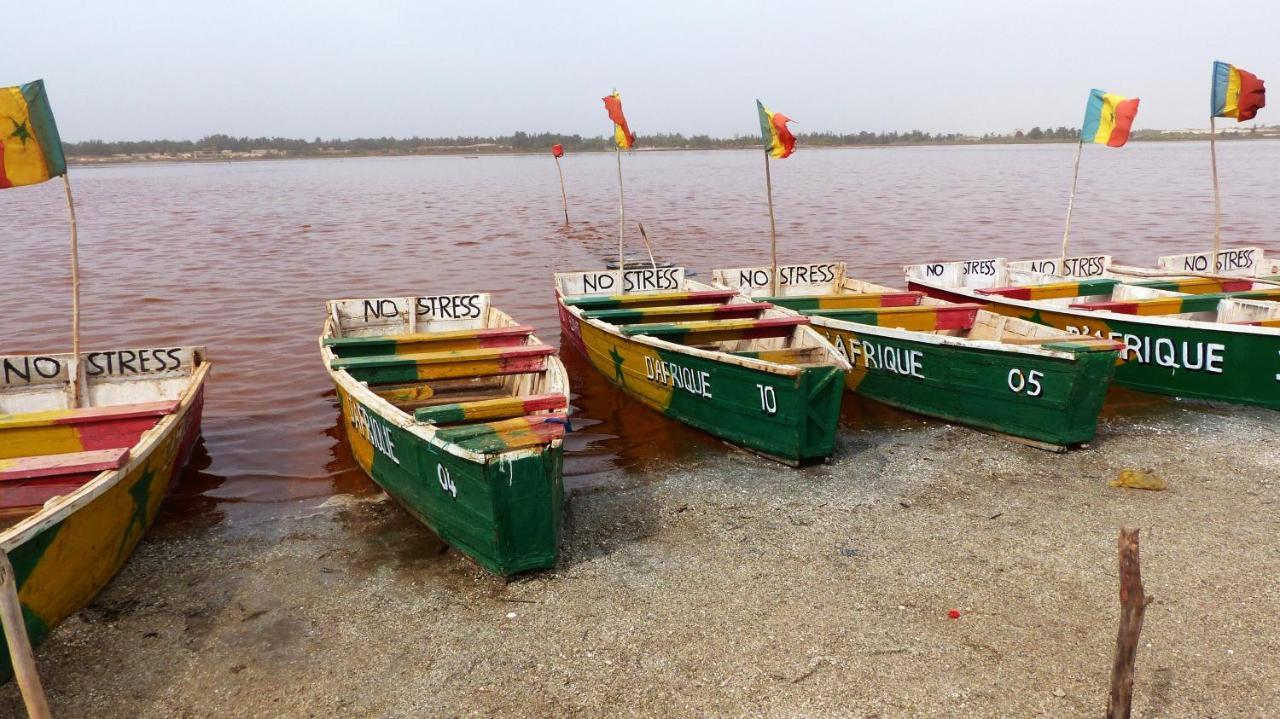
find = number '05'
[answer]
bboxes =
[1007,368,1043,397]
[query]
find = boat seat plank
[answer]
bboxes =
[0,400,179,431]
[620,316,808,343]
[729,347,829,365]
[415,393,567,424]
[0,447,131,482]
[765,291,923,311]
[1071,288,1280,315]
[562,289,739,310]
[976,278,1120,300]
[435,413,569,453]
[583,303,771,324]
[324,325,534,357]
[332,345,555,384]
[802,304,984,332]
[1127,277,1257,294]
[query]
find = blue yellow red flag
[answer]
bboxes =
[1079,89,1139,148]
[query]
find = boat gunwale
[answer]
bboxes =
[0,359,210,552]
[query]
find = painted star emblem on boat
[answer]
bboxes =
[609,345,626,385]
[8,117,31,145]
[117,463,159,558]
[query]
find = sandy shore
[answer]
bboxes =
[3,398,1279,718]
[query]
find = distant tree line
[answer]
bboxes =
[66,124,1276,158]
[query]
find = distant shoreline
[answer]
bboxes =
[64,132,1280,168]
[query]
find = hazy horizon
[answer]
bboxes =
[8,0,1277,142]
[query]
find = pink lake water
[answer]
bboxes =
[3,142,1277,529]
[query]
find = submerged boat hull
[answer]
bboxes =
[1,364,208,684]
[558,302,845,463]
[329,381,563,576]
[909,282,1280,409]
[807,318,1116,446]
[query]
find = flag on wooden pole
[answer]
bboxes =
[551,144,568,224]
[1211,61,1266,122]
[1062,89,1139,266]
[756,100,795,294]
[0,80,66,189]
[1209,62,1265,268]
[603,91,636,150]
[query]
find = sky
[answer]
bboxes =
[5,0,1277,141]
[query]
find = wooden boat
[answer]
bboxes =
[905,258,1280,408]
[553,266,850,465]
[320,293,568,576]
[1,346,209,683]
[985,250,1280,284]
[712,262,1122,449]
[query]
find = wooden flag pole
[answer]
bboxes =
[615,143,625,276]
[1060,140,1085,271]
[763,151,779,295]
[1209,116,1223,272]
[554,154,569,225]
[1106,527,1153,719]
[1,551,53,719]
[62,174,83,407]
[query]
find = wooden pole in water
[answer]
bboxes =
[763,151,779,295]
[0,552,53,719]
[637,222,658,269]
[554,154,569,225]
[1209,116,1222,272]
[63,174,82,408]
[1106,527,1152,719]
[1060,140,1084,272]
[615,143,625,277]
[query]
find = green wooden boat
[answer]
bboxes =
[553,266,850,465]
[713,262,1122,449]
[905,258,1280,409]
[320,293,568,576]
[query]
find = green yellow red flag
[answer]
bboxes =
[756,100,796,159]
[0,79,66,189]
[602,91,636,150]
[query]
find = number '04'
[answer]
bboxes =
[1007,368,1044,397]
[755,384,778,415]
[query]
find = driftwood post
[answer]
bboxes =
[0,552,53,719]
[62,175,82,407]
[1107,527,1152,719]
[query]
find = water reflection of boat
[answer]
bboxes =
[554,266,850,465]
[320,292,569,576]
[1,346,209,683]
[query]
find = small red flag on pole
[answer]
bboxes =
[551,144,568,225]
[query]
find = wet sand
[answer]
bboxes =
[4,398,1278,718]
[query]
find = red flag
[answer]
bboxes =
[551,144,564,158]
[602,92,636,149]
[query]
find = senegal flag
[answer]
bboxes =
[756,100,796,159]
[603,91,635,150]
[1211,61,1266,122]
[1080,89,1139,148]
[0,80,66,189]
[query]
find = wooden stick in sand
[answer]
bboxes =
[1,551,53,719]
[1106,527,1153,719]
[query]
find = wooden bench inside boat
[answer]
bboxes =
[619,316,809,343]
[0,447,131,482]
[323,325,535,357]
[976,278,1119,300]
[729,346,835,366]
[331,345,556,384]
[415,393,567,425]
[0,400,179,460]
[1070,288,1280,315]
[434,413,569,453]
[801,304,984,331]
[583,302,771,324]
[562,289,739,310]
[763,291,924,310]
[1127,277,1257,294]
